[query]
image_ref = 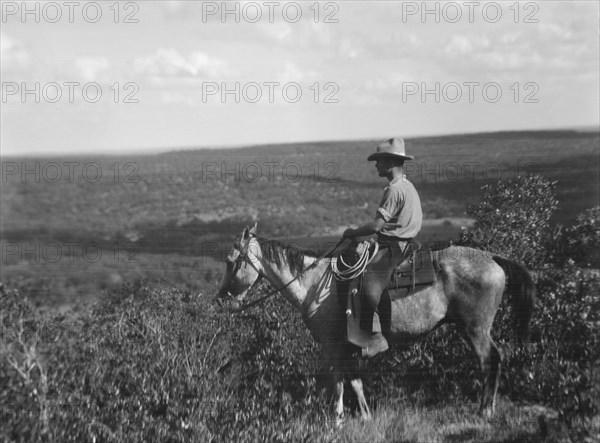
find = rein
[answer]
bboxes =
[219,237,347,313]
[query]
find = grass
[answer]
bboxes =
[283,397,565,442]
[1,266,597,442]
[0,246,223,309]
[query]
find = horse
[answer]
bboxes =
[215,223,536,421]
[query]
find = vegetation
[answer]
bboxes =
[2,131,597,236]
[2,131,598,306]
[1,177,598,441]
[1,131,599,441]
[457,175,599,435]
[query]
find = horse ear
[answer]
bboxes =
[241,226,250,242]
[249,222,257,235]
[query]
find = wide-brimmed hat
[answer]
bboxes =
[367,138,414,161]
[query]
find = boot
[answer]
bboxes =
[362,333,389,358]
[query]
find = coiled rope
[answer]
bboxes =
[331,240,379,281]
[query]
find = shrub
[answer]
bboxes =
[0,285,50,442]
[458,174,558,268]
[1,279,332,443]
[221,292,329,441]
[496,262,600,425]
[2,281,234,442]
[554,206,600,268]
[455,174,599,434]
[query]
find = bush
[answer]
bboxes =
[0,285,50,442]
[555,206,600,268]
[2,281,228,442]
[456,174,599,434]
[458,174,558,268]
[1,279,332,443]
[221,289,329,441]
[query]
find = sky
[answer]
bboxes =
[1,0,599,155]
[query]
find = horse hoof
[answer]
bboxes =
[479,407,494,419]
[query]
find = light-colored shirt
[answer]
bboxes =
[377,175,422,239]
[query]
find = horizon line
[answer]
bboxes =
[1,125,598,159]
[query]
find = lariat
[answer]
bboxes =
[331,240,379,281]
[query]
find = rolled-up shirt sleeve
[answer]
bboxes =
[377,186,404,222]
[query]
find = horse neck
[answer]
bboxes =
[255,241,323,311]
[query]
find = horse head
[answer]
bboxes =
[216,222,262,301]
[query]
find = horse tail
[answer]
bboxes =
[492,256,536,343]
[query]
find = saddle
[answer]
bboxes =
[339,241,439,349]
[387,249,438,300]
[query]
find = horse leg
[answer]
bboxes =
[486,340,502,415]
[344,348,371,419]
[349,377,371,419]
[462,324,502,418]
[332,373,344,424]
[322,345,345,424]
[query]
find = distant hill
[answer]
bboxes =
[2,130,598,305]
[1,130,598,240]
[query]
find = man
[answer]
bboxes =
[342,137,422,353]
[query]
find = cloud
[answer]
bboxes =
[158,0,245,23]
[157,0,197,21]
[444,35,490,57]
[538,23,574,41]
[160,91,198,106]
[75,57,110,81]
[258,22,292,41]
[364,69,423,94]
[476,52,532,71]
[276,61,318,83]
[0,33,31,73]
[134,48,230,79]
[338,38,359,60]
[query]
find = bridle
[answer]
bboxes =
[230,238,260,278]
[218,234,346,313]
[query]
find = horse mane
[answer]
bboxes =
[255,237,318,274]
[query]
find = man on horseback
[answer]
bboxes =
[342,137,422,355]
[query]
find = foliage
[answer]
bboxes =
[456,174,599,434]
[555,206,600,268]
[0,284,50,441]
[2,281,227,442]
[2,168,599,441]
[0,280,333,442]
[511,263,600,427]
[458,174,559,268]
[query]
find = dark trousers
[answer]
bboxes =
[360,238,412,332]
